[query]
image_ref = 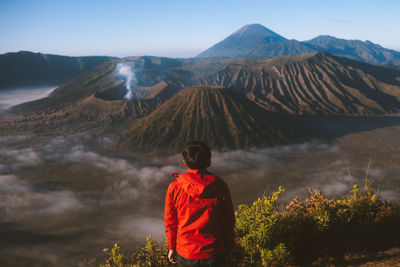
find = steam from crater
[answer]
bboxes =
[117,63,136,100]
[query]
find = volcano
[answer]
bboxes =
[197,24,302,58]
[124,86,305,152]
[1,60,174,135]
[3,52,400,143]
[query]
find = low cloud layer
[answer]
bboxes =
[0,87,56,113]
[0,174,83,221]
[1,134,399,266]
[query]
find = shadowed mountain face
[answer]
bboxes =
[124,87,304,152]
[0,51,115,89]
[194,52,400,115]
[197,24,400,66]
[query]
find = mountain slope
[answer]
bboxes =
[247,40,318,58]
[0,51,115,89]
[197,24,400,66]
[3,52,400,138]
[124,86,304,151]
[197,24,290,58]
[306,35,400,65]
[0,60,174,134]
[194,52,400,115]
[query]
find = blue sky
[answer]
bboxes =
[0,0,399,57]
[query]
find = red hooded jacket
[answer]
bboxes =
[164,169,235,259]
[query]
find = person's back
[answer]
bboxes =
[164,141,235,266]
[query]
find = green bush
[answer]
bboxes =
[99,236,171,267]
[100,243,125,267]
[96,181,400,267]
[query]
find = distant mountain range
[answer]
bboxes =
[2,25,400,152]
[198,24,400,66]
[1,23,399,91]
[2,51,400,152]
[0,51,115,89]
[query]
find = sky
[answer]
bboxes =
[0,0,399,58]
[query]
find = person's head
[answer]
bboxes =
[182,141,211,170]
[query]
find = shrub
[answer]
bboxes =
[100,243,125,267]
[96,181,400,267]
[100,236,171,267]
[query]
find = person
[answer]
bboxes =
[164,141,235,267]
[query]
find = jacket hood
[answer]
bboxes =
[174,169,218,197]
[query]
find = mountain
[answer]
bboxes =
[0,51,115,89]
[0,59,174,134]
[123,86,304,152]
[198,24,298,58]
[3,55,241,116]
[3,51,400,139]
[306,35,400,65]
[197,24,400,66]
[248,40,317,58]
[193,52,400,115]
[0,55,246,135]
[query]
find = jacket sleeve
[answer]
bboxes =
[220,181,235,252]
[164,182,178,250]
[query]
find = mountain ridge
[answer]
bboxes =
[0,51,116,89]
[197,24,400,66]
[193,52,400,115]
[3,52,400,144]
[306,35,400,65]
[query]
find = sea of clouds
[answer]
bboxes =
[1,133,398,266]
[0,86,56,113]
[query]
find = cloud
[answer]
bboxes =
[0,245,81,267]
[0,87,56,112]
[324,17,356,24]
[0,136,393,206]
[0,135,30,143]
[117,216,165,242]
[0,175,83,220]
[1,134,399,266]
[1,134,178,207]
[59,145,176,188]
[211,143,337,169]
[34,139,177,204]
[0,148,42,171]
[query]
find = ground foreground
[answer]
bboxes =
[316,247,400,266]
[97,181,400,267]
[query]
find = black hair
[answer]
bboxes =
[182,141,211,170]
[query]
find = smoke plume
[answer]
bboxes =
[117,63,136,100]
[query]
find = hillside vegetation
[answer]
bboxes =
[95,180,400,267]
